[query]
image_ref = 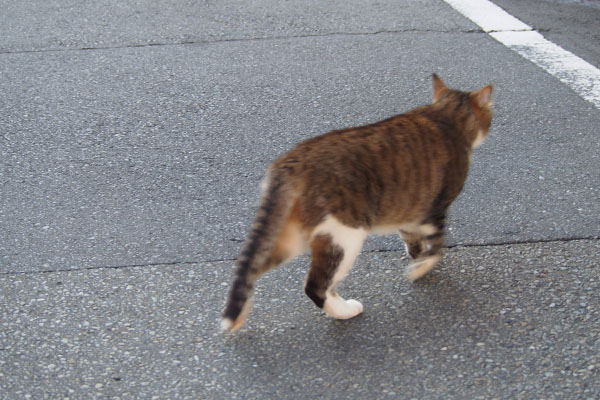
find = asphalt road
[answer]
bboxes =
[1,0,599,398]
[493,0,600,67]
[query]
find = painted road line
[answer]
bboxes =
[444,0,600,108]
[444,0,532,32]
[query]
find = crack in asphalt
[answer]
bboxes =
[2,236,598,277]
[0,28,486,55]
[445,235,600,249]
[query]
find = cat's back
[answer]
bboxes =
[269,105,465,228]
[276,105,456,174]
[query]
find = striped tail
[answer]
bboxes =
[221,169,296,332]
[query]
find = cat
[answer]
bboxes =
[222,74,493,332]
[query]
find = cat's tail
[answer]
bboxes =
[221,167,297,333]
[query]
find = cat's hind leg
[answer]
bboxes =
[406,223,445,281]
[305,216,367,319]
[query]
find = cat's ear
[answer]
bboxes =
[432,74,448,103]
[472,85,494,108]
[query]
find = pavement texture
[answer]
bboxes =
[1,0,599,398]
[493,0,600,67]
[2,241,599,399]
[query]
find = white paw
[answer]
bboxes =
[220,318,234,333]
[407,255,440,281]
[344,299,364,318]
[323,296,363,319]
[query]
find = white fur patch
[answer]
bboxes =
[221,296,254,333]
[312,215,367,290]
[372,222,423,235]
[472,129,487,148]
[403,241,412,256]
[323,297,363,319]
[311,215,367,249]
[407,254,441,281]
[379,223,436,237]
[312,215,367,319]
[220,318,233,332]
[260,171,271,192]
[419,223,437,236]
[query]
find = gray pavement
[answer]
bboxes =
[492,0,600,67]
[1,0,599,398]
[2,241,599,398]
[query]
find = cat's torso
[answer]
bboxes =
[271,108,472,231]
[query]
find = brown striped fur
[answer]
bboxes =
[222,74,493,332]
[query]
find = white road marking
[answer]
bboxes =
[444,0,532,32]
[444,0,600,108]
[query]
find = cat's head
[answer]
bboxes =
[431,74,493,148]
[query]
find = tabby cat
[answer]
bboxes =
[222,74,493,332]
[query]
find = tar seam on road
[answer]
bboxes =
[0,28,488,56]
[444,0,600,108]
[2,237,598,277]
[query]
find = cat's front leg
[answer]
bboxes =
[406,222,445,281]
[399,229,424,259]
